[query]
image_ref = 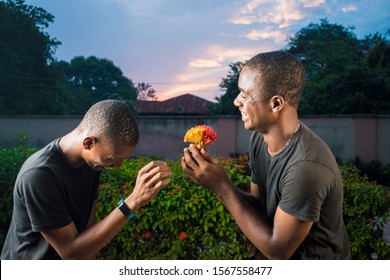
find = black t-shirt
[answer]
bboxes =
[249,122,350,259]
[1,139,100,259]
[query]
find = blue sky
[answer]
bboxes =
[25,0,389,101]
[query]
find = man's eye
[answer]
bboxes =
[241,93,248,99]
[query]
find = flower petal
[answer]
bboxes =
[184,125,217,148]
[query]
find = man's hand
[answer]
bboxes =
[125,161,171,211]
[181,144,231,196]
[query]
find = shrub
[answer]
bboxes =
[352,158,390,188]
[341,164,390,259]
[96,156,249,259]
[0,145,389,259]
[96,155,390,259]
[0,145,37,250]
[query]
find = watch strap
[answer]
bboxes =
[117,199,136,219]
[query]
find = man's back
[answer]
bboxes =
[1,139,100,259]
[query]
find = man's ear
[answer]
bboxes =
[271,95,284,112]
[83,137,95,150]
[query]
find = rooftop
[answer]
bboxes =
[134,93,215,115]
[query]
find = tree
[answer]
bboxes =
[0,0,63,114]
[208,62,242,116]
[363,32,390,83]
[0,1,140,115]
[49,56,137,114]
[286,19,361,114]
[213,19,390,116]
[65,56,137,101]
[286,19,390,115]
[136,82,156,101]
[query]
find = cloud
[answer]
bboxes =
[156,45,264,101]
[187,46,260,70]
[300,0,326,8]
[189,59,223,68]
[156,67,223,101]
[229,0,305,28]
[157,82,217,100]
[240,0,271,14]
[242,29,287,42]
[206,46,260,64]
[341,5,358,12]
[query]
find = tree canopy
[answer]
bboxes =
[287,19,390,115]
[1,1,389,116]
[136,82,156,101]
[207,62,242,116]
[0,0,63,114]
[0,0,139,115]
[211,19,390,116]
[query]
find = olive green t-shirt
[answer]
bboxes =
[249,122,350,259]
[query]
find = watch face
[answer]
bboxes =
[118,199,135,218]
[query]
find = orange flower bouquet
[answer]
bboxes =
[184,125,217,148]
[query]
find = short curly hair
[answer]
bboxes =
[245,51,305,108]
[78,100,139,146]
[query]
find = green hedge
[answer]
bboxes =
[0,145,38,247]
[0,147,389,259]
[341,163,390,259]
[96,155,250,259]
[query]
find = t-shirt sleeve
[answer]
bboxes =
[17,168,72,232]
[278,161,334,222]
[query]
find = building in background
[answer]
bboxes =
[134,94,215,115]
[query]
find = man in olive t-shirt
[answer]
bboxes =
[182,51,350,259]
[249,122,350,259]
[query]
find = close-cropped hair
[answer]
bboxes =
[78,100,139,146]
[245,51,305,108]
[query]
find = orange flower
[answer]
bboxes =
[142,230,152,239]
[184,125,217,148]
[178,231,188,240]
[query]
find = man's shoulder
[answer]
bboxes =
[17,139,62,184]
[25,138,61,164]
[299,124,335,157]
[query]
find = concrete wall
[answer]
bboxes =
[0,115,389,164]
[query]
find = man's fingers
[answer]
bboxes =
[139,161,167,175]
[134,162,172,192]
[148,170,172,188]
[188,144,215,166]
[200,148,216,163]
[139,162,171,181]
[153,177,171,190]
[183,147,200,169]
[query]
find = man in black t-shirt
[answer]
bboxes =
[1,100,172,259]
[181,51,350,259]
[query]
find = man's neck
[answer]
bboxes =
[58,132,85,168]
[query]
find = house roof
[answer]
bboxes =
[134,93,215,115]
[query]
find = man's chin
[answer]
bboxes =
[243,122,254,131]
[91,165,105,171]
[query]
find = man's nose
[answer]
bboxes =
[233,94,242,107]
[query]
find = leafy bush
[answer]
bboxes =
[96,155,250,259]
[0,145,389,259]
[0,145,37,250]
[341,164,390,259]
[352,158,390,188]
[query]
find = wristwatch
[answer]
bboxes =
[117,199,136,219]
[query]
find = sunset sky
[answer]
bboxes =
[25,0,389,102]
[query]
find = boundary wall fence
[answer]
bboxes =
[0,115,389,164]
